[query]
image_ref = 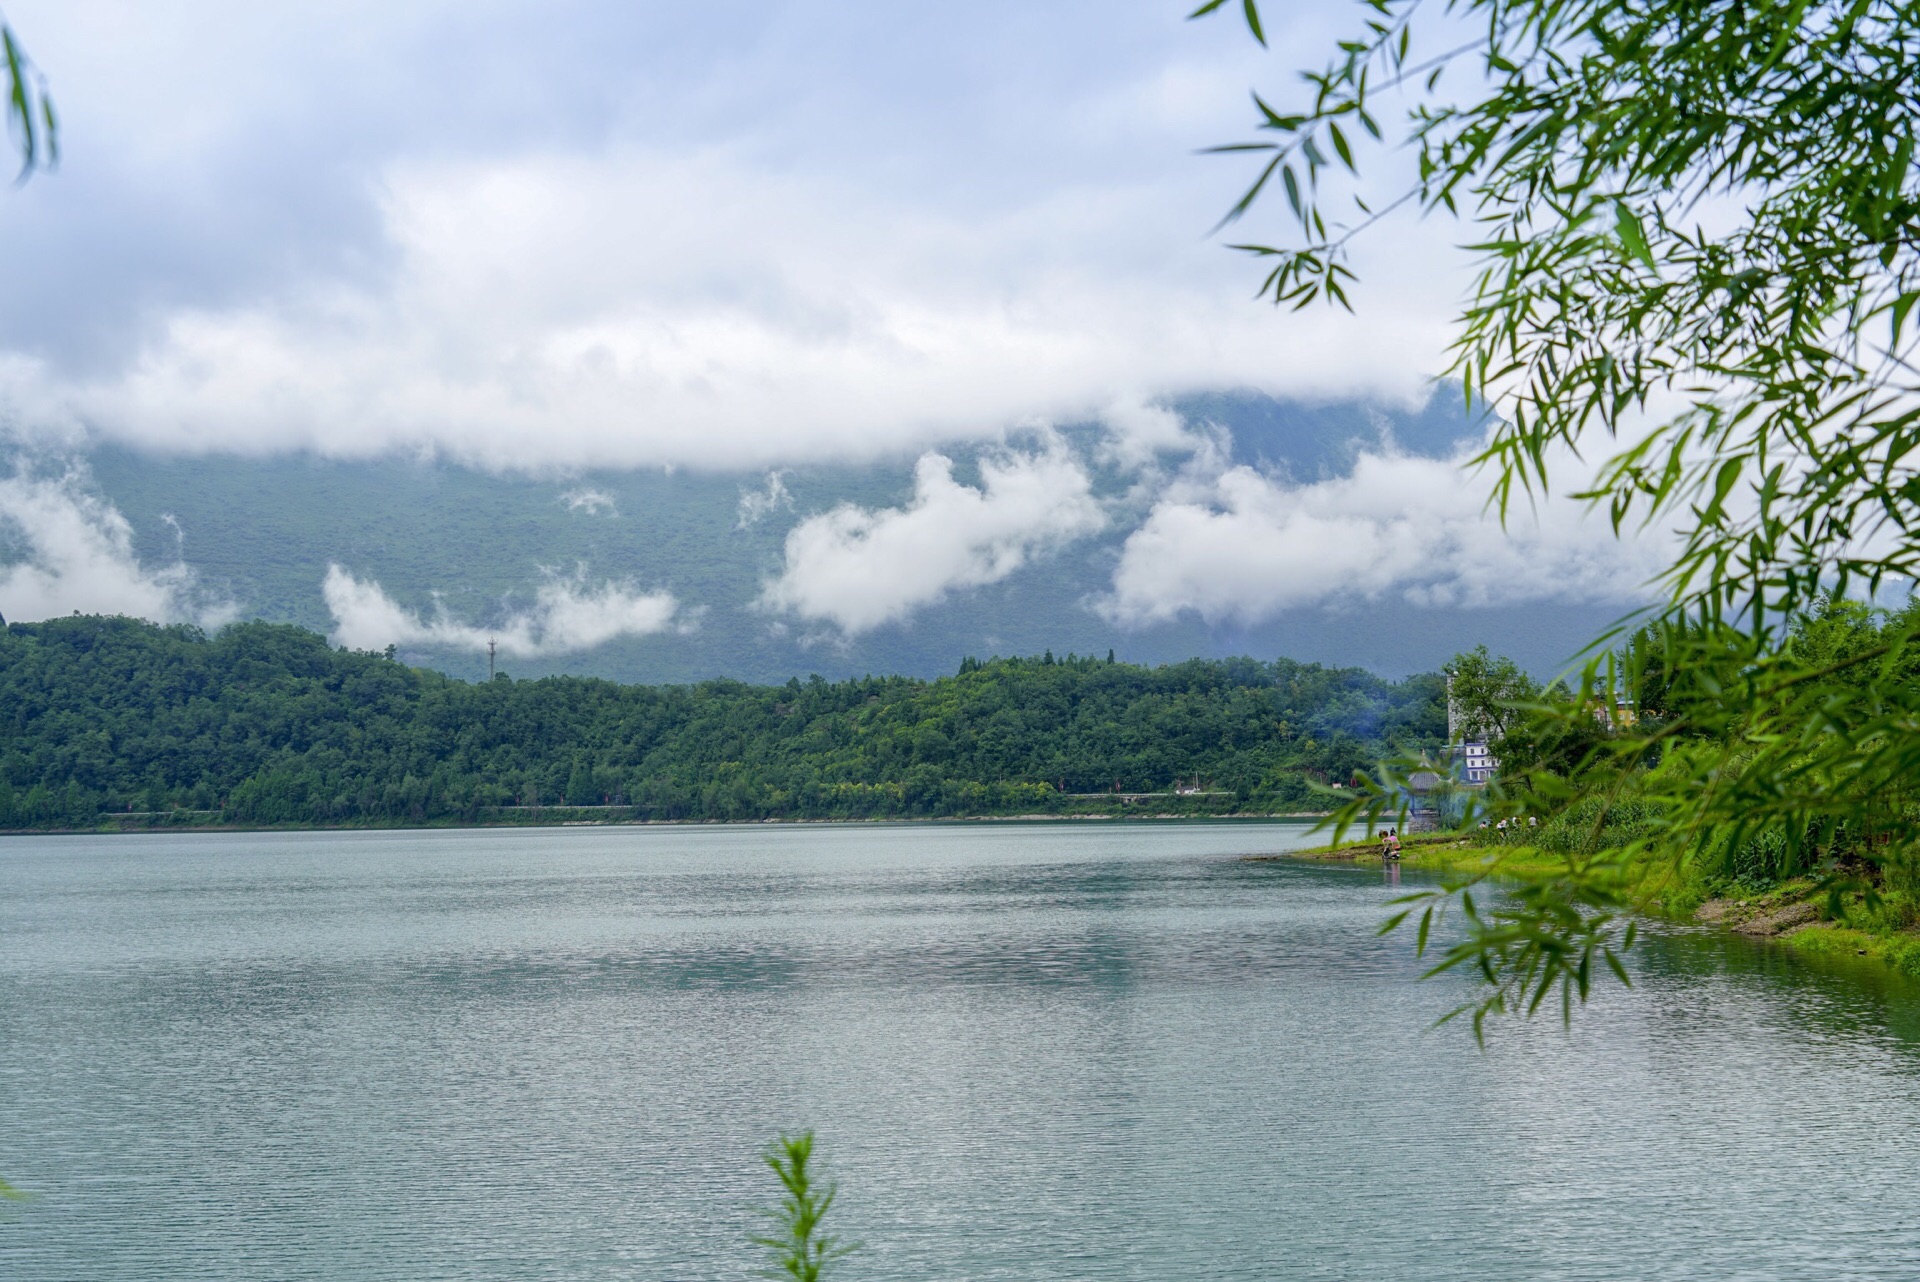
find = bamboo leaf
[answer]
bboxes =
[1242,0,1266,45]
[1328,121,1355,173]
[1614,201,1656,271]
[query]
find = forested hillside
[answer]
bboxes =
[0,615,1445,828]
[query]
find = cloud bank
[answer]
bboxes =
[323,565,683,656]
[1102,446,1670,627]
[759,442,1106,633]
[0,3,1463,473]
[0,468,232,627]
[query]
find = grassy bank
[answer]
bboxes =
[1285,831,1920,980]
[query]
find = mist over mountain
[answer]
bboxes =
[0,3,1666,690]
[5,389,1644,684]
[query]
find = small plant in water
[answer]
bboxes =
[753,1131,854,1280]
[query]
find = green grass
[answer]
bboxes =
[1299,829,1920,981]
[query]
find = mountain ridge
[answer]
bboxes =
[11,389,1626,684]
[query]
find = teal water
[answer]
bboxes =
[3,823,1919,1280]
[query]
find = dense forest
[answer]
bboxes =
[0,615,1446,829]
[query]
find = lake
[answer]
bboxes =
[3,822,1918,1280]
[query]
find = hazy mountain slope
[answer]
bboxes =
[72,391,1623,683]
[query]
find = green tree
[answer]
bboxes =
[1443,646,1538,744]
[1198,0,1920,1026]
[564,758,596,806]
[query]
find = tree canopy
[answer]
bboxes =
[1443,644,1537,742]
[1198,0,1920,1024]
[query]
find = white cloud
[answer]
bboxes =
[736,471,792,529]
[0,2,1479,476]
[1101,446,1672,627]
[0,467,233,627]
[1098,397,1205,471]
[322,564,683,656]
[759,442,1106,633]
[560,487,616,515]
[0,125,1462,474]
[159,511,186,556]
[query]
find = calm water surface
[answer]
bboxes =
[3,822,1919,1280]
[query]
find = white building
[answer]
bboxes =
[1459,740,1498,784]
[1446,672,1500,786]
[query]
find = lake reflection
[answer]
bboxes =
[3,823,1917,1281]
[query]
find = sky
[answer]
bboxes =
[0,1,1666,654]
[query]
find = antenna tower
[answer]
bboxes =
[487,638,497,680]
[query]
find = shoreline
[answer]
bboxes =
[17,813,1917,979]
[0,811,1335,838]
[1256,835,1920,981]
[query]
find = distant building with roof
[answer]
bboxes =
[1403,766,1445,832]
[1458,740,1497,784]
[1446,673,1499,786]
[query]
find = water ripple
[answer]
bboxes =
[2,823,1917,1280]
